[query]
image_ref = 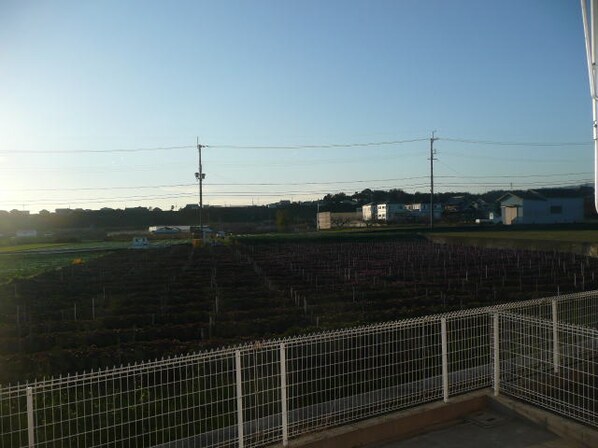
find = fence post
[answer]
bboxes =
[552,299,560,373]
[26,386,35,448]
[441,318,449,402]
[280,343,289,446]
[235,350,244,448]
[493,313,500,396]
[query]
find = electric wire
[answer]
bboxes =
[0,139,428,154]
[0,135,592,154]
[3,172,591,192]
[439,137,592,147]
[0,145,196,154]
[205,138,429,149]
[1,134,592,209]
[4,178,591,207]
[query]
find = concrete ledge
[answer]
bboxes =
[492,394,598,448]
[278,391,489,448]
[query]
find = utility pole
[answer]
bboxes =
[581,0,598,212]
[429,131,438,228]
[195,138,206,238]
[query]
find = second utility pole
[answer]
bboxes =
[196,138,205,237]
[429,131,437,228]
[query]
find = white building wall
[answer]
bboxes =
[558,198,585,222]
[376,204,387,221]
[505,198,584,225]
[377,203,407,222]
[362,204,376,221]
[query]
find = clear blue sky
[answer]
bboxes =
[0,0,592,212]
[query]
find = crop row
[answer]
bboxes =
[1,239,597,384]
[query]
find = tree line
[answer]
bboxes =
[0,186,592,235]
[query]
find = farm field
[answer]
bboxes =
[0,240,193,285]
[431,229,598,243]
[0,251,111,285]
[1,237,598,385]
[0,242,70,253]
[0,241,129,285]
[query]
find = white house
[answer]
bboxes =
[498,191,584,225]
[362,203,377,221]
[376,203,407,222]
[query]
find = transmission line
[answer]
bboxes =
[439,137,592,147]
[1,135,592,155]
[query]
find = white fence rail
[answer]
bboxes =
[1,291,597,447]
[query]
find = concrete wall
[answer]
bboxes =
[318,212,364,230]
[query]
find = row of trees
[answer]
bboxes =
[324,188,505,207]
[0,186,592,235]
[0,205,317,235]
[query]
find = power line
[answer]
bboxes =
[435,180,592,187]
[206,138,429,149]
[11,183,196,192]
[0,145,195,154]
[1,135,592,155]
[450,172,592,179]
[5,178,591,207]
[5,172,591,192]
[0,139,428,155]
[446,151,576,162]
[9,179,591,203]
[439,137,592,147]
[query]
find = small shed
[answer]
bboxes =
[498,190,584,225]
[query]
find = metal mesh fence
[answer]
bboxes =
[446,313,492,396]
[497,290,598,329]
[1,290,597,447]
[0,385,28,448]
[498,312,598,428]
[286,318,444,438]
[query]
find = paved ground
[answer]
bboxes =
[371,408,574,448]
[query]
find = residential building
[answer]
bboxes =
[362,203,377,221]
[406,203,443,219]
[376,203,407,222]
[267,200,291,209]
[498,190,584,225]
